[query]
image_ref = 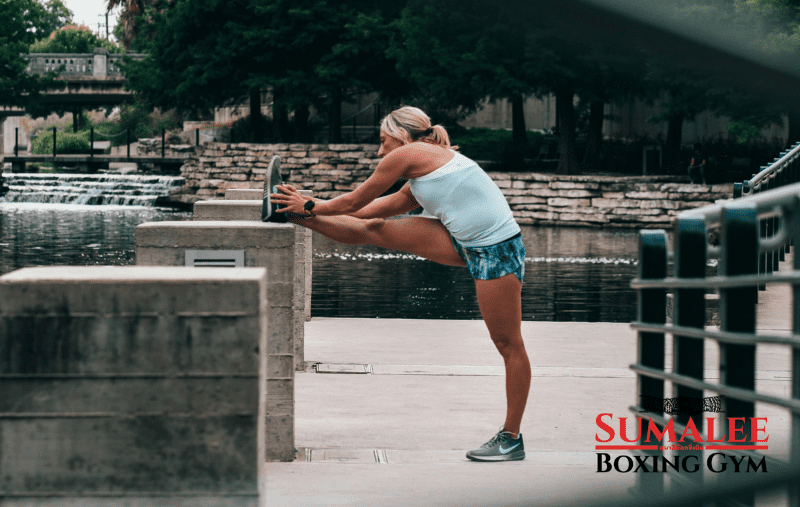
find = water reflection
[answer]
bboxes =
[311,226,640,322]
[0,204,642,322]
[0,203,192,274]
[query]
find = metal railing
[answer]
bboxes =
[731,142,800,292]
[734,142,800,199]
[629,181,800,505]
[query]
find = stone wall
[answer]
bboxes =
[168,142,733,228]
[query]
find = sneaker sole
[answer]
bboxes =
[261,156,286,222]
[466,451,526,462]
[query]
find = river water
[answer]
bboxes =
[0,203,642,322]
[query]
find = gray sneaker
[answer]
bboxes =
[262,155,287,223]
[466,430,525,462]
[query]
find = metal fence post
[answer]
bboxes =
[719,202,758,506]
[196,128,199,146]
[52,127,57,158]
[637,230,668,496]
[161,128,165,158]
[127,129,131,159]
[14,128,18,157]
[673,216,706,489]
[90,127,94,159]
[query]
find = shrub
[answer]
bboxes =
[31,129,90,154]
[117,102,184,142]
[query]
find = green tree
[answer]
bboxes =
[734,0,800,146]
[0,0,61,113]
[393,1,645,174]
[393,0,538,146]
[123,0,403,143]
[105,0,152,50]
[37,0,73,35]
[30,24,122,53]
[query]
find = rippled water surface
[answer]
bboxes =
[0,204,641,322]
[311,226,640,322]
[0,204,193,273]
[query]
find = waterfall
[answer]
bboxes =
[0,173,185,207]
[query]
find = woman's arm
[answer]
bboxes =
[271,147,413,216]
[347,183,420,219]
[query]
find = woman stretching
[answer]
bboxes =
[268,106,531,462]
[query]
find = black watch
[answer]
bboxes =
[303,200,316,213]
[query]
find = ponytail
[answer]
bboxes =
[380,106,458,150]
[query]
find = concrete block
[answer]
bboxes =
[0,266,273,502]
[226,188,262,200]
[203,190,313,321]
[135,221,303,377]
[194,200,261,220]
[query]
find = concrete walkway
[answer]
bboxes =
[262,266,794,507]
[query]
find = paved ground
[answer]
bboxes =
[262,258,794,506]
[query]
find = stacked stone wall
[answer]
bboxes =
[169,142,732,228]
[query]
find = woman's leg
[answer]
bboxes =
[474,273,530,437]
[290,214,466,267]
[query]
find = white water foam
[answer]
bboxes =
[0,173,184,207]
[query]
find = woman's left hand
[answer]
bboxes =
[270,184,308,214]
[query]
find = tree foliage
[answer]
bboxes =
[109,0,800,165]
[0,0,61,110]
[122,0,404,142]
[37,0,73,35]
[30,24,122,53]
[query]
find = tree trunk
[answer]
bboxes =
[555,84,579,175]
[511,94,527,145]
[665,113,684,172]
[294,105,310,143]
[582,100,605,172]
[328,88,342,144]
[249,89,264,142]
[787,108,800,149]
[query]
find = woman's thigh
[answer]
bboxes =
[296,214,465,267]
[369,217,466,267]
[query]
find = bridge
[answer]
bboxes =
[1,49,146,154]
[3,49,145,115]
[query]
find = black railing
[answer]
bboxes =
[732,142,800,291]
[630,181,800,505]
[734,141,800,199]
[15,127,173,160]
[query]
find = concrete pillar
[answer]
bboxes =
[0,266,268,505]
[92,47,108,77]
[194,190,314,324]
[2,116,28,155]
[135,222,297,463]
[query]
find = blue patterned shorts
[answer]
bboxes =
[450,232,526,283]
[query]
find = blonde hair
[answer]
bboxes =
[380,106,456,149]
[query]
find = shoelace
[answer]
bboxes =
[481,431,511,449]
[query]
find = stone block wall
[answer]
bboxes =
[488,173,733,228]
[164,142,733,229]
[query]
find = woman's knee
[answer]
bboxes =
[490,332,526,358]
[366,218,386,233]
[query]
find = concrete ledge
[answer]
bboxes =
[135,221,295,249]
[226,189,263,200]
[194,200,262,221]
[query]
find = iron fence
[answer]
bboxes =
[629,181,800,506]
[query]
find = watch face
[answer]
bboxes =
[304,200,315,211]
